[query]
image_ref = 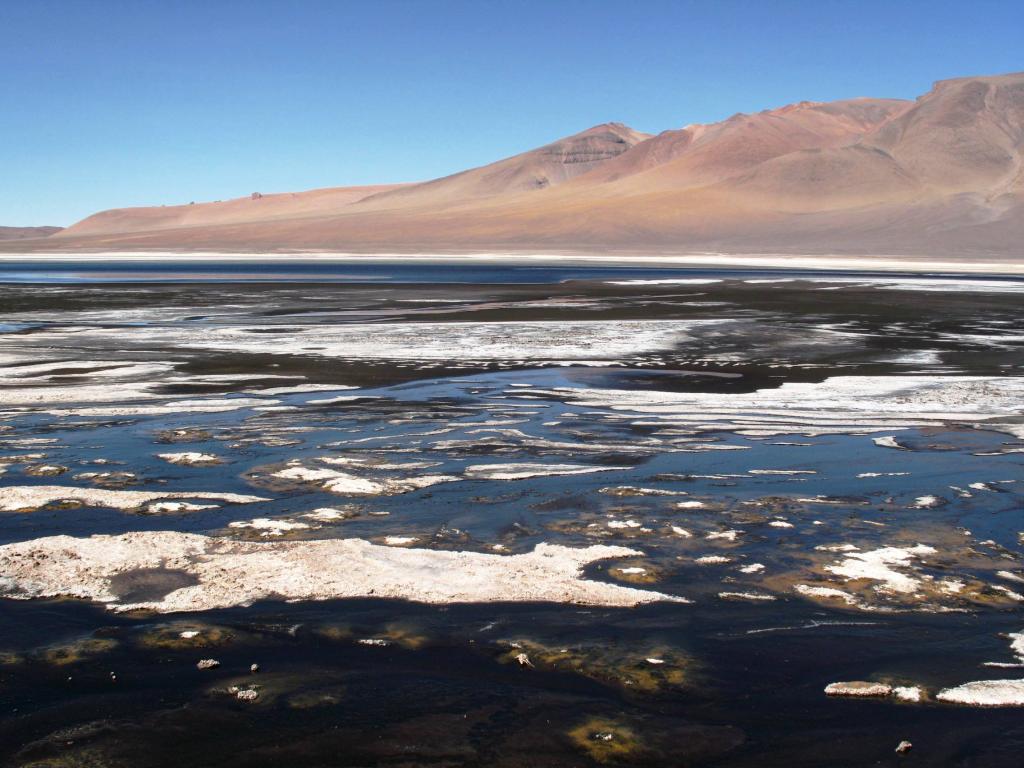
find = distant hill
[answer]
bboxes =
[0,226,63,241]
[13,71,1024,259]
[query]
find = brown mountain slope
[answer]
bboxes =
[56,184,409,239]
[866,73,1024,193]
[563,98,911,191]
[17,71,1024,259]
[718,72,1024,213]
[353,122,652,211]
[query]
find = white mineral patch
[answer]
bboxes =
[670,526,693,537]
[912,496,943,508]
[228,518,312,536]
[0,352,287,414]
[739,563,765,574]
[873,436,907,449]
[0,533,685,611]
[1009,631,1024,662]
[146,501,218,514]
[605,278,723,286]
[0,486,267,513]
[936,680,1024,707]
[718,591,777,601]
[157,452,221,466]
[797,496,863,505]
[243,384,351,395]
[302,508,349,522]
[893,686,923,703]
[40,398,279,417]
[825,545,937,594]
[939,579,966,594]
[992,585,1024,602]
[675,501,707,509]
[273,466,355,484]
[876,350,944,365]
[794,585,860,605]
[706,530,741,541]
[825,681,893,697]
[40,319,717,362]
[748,469,816,475]
[0,360,173,384]
[676,443,749,451]
[382,536,419,546]
[769,521,794,528]
[306,394,374,405]
[600,486,689,497]
[695,556,731,565]
[529,376,1024,438]
[320,457,439,470]
[463,463,624,480]
[607,519,642,529]
[271,465,458,496]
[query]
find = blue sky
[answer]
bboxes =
[2,0,1021,225]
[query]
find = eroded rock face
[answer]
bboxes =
[0,532,684,612]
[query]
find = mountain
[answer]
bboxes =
[0,225,62,240]
[13,71,1024,260]
[355,122,652,210]
[56,184,408,239]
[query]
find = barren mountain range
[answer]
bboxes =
[7,72,1023,259]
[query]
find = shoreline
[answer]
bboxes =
[0,250,1023,276]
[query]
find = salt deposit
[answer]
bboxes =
[0,533,685,611]
[824,545,937,594]
[0,485,267,513]
[463,463,624,480]
[936,680,1024,707]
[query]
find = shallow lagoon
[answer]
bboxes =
[0,266,1022,766]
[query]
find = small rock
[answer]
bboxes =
[235,688,259,702]
[196,658,221,670]
[515,652,534,668]
[250,663,259,673]
[895,740,912,754]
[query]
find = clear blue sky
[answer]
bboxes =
[2,0,1021,225]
